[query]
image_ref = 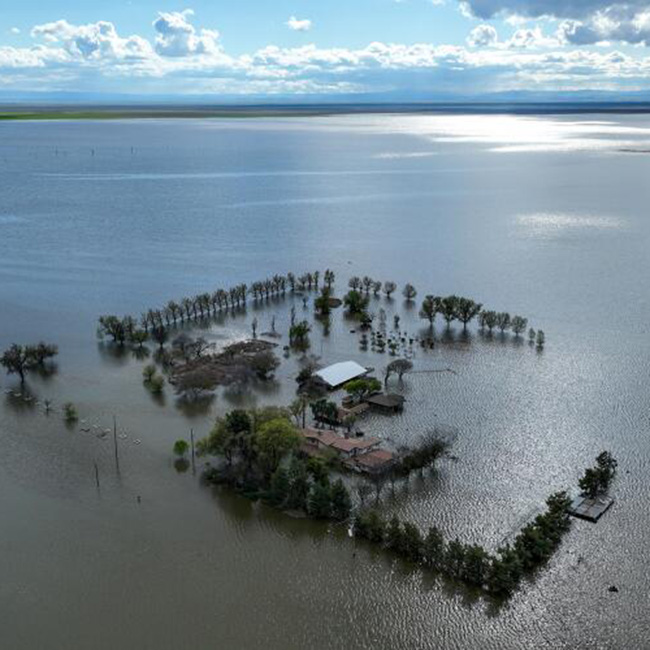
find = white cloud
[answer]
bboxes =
[459,0,650,46]
[467,24,499,47]
[10,27,21,35]
[3,10,650,96]
[31,19,153,60]
[458,0,649,20]
[153,10,221,56]
[287,16,312,32]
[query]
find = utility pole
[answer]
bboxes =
[113,415,120,473]
[190,428,196,475]
[94,461,100,488]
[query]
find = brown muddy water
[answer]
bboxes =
[1,114,650,649]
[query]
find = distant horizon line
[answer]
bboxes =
[4,100,650,119]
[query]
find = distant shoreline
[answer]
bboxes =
[4,102,650,121]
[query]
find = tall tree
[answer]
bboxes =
[402,283,417,302]
[456,298,483,329]
[419,295,440,327]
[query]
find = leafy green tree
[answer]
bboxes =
[289,396,308,428]
[487,547,522,595]
[330,479,352,520]
[324,269,335,289]
[286,457,310,511]
[536,330,546,348]
[344,378,381,404]
[151,325,169,349]
[445,539,466,579]
[354,509,386,543]
[255,418,302,473]
[402,522,424,562]
[314,287,332,316]
[481,310,498,332]
[306,457,330,484]
[440,295,460,326]
[462,544,490,586]
[289,320,311,345]
[579,467,601,498]
[142,364,156,382]
[579,452,617,497]
[173,439,189,457]
[1,344,31,384]
[511,316,528,336]
[423,526,445,570]
[308,481,332,518]
[311,398,339,426]
[419,295,440,327]
[546,490,572,516]
[268,466,291,507]
[402,283,417,302]
[382,281,397,298]
[1,343,58,384]
[63,402,78,423]
[496,312,511,333]
[130,329,148,347]
[386,516,405,552]
[343,290,369,317]
[28,342,59,364]
[197,418,238,465]
[456,298,483,329]
[149,375,165,394]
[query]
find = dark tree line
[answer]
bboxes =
[97,270,330,349]
[354,490,572,597]
[417,294,537,341]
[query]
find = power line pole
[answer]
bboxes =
[190,428,196,475]
[113,415,120,473]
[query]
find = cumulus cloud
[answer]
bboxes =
[467,24,499,47]
[287,16,312,32]
[6,10,650,95]
[459,0,650,46]
[557,8,650,45]
[459,0,649,20]
[153,9,221,56]
[31,19,153,60]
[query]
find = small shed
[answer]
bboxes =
[568,495,614,522]
[315,361,368,389]
[351,449,396,474]
[366,393,406,413]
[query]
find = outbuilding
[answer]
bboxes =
[365,393,406,413]
[315,361,368,389]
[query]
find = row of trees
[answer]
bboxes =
[1,342,58,384]
[347,277,417,301]
[97,269,331,347]
[355,490,572,596]
[417,295,545,344]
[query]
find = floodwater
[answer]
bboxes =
[1,113,650,649]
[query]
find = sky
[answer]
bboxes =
[3,0,650,100]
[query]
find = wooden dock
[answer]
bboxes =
[568,495,614,522]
